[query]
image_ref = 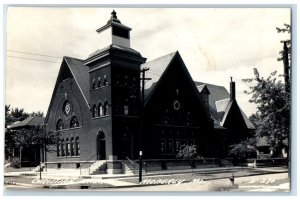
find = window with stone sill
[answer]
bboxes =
[103,101,109,115]
[56,119,64,130]
[98,102,103,116]
[97,77,102,88]
[70,137,75,156]
[92,79,96,89]
[66,138,70,156]
[103,75,108,86]
[75,137,80,156]
[70,116,79,128]
[92,104,97,118]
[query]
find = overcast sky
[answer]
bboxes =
[5,7,290,117]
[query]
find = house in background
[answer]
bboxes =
[6,116,45,167]
[43,11,255,173]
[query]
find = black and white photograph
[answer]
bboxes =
[3,5,295,195]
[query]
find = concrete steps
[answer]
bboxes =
[82,160,107,175]
[122,160,146,175]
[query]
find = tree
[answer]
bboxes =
[242,69,290,156]
[229,137,257,160]
[177,145,204,168]
[5,105,56,166]
[229,24,291,159]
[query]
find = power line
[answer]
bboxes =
[7,55,61,63]
[7,49,62,59]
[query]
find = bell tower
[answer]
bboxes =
[95,10,132,49]
[84,10,147,160]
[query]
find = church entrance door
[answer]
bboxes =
[96,132,106,160]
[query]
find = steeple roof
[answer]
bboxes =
[96,10,132,33]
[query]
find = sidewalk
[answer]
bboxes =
[4,166,288,189]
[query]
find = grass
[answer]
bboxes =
[208,182,239,191]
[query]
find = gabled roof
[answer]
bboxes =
[197,84,210,94]
[142,52,177,104]
[142,52,254,130]
[143,51,211,121]
[64,57,90,105]
[220,99,255,129]
[9,116,45,129]
[45,57,90,123]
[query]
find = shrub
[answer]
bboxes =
[11,158,21,168]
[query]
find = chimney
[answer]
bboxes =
[230,77,235,101]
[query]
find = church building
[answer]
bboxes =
[44,11,255,173]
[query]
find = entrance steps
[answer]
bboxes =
[122,160,146,175]
[81,160,107,175]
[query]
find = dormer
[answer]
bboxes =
[197,84,210,109]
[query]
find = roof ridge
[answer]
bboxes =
[64,56,83,62]
[195,81,227,89]
[144,51,177,64]
[215,98,230,103]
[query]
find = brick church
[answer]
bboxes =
[44,11,254,173]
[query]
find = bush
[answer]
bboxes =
[11,158,21,168]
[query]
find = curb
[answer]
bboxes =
[5,171,288,190]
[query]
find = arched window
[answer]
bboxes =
[124,99,129,115]
[97,77,102,88]
[75,137,80,156]
[103,75,108,86]
[92,79,96,89]
[70,137,75,156]
[98,102,102,116]
[56,119,64,130]
[70,116,79,128]
[103,101,109,115]
[92,104,97,118]
[66,138,70,156]
[61,139,65,156]
[57,140,61,157]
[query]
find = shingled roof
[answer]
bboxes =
[64,56,90,106]
[143,52,255,130]
[9,116,45,129]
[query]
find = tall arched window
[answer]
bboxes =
[98,102,102,116]
[56,119,64,130]
[57,140,61,157]
[92,79,96,89]
[70,137,75,156]
[61,139,65,156]
[75,137,80,156]
[66,138,70,156]
[70,116,79,128]
[103,101,109,115]
[124,99,129,115]
[103,75,108,86]
[92,104,97,118]
[97,77,102,88]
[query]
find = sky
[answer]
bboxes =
[5,7,291,117]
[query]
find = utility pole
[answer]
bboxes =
[283,41,290,91]
[139,67,150,182]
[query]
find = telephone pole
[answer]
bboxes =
[139,67,150,182]
[283,41,290,91]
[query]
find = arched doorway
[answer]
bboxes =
[96,131,106,160]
